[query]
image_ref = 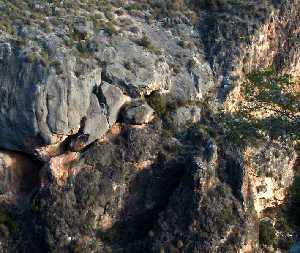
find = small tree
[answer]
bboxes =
[242,68,300,122]
[229,68,300,228]
[228,68,300,141]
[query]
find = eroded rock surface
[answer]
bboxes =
[122,101,154,125]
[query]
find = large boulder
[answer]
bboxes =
[99,81,129,126]
[98,38,171,97]
[0,45,103,152]
[122,101,155,125]
[170,105,202,130]
[0,44,132,154]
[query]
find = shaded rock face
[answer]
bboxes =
[15,121,269,253]
[0,150,40,201]
[0,20,215,155]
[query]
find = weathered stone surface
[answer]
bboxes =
[122,101,154,124]
[0,49,102,152]
[101,38,171,97]
[0,42,11,61]
[0,8,219,155]
[170,105,202,129]
[82,94,109,145]
[242,141,297,215]
[100,82,129,126]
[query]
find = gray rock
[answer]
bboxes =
[0,21,216,155]
[123,101,154,125]
[169,58,215,103]
[101,38,171,97]
[0,49,103,152]
[100,82,128,126]
[170,105,202,129]
[43,35,63,57]
[0,42,11,61]
[82,94,109,145]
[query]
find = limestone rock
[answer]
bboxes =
[0,50,103,152]
[100,82,129,126]
[122,101,154,125]
[0,1,299,252]
[101,39,171,97]
[242,141,297,216]
[170,105,202,129]
[82,94,109,145]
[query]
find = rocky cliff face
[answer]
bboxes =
[0,0,299,252]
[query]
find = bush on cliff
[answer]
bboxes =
[221,68,300,144]
[259,220,275,246]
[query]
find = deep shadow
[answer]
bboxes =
[99,152,189,250]
[0,149,43,198]
[218,153,244,201]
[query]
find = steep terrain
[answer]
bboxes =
[0,0,299,252]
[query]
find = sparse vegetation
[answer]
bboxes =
[0,208,17,235]
[137,35,161,55]
[259,220,276,246]
[104,21,118,35]
[50,60,63,75]
[24,53,38,64]
[218,68,300,146]
[241,68,300,124]
[178,39,193,49]
[0,0,123,56]
[146,91,167,117]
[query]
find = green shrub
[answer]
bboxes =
[137,35,161,55]
[0,208,17,234]
[138,35,152,48]
[77,40,89,54]
[146,91,167,117]
[125,3,141,12]
[178,39,193,49]
[259,220,275,246]
[50,60,63,75]
[105,21,118,35]
[24,53,38,64]
[222,206,235,223]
